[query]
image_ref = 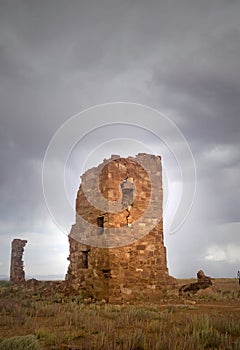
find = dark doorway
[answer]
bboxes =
[102,269,111,279]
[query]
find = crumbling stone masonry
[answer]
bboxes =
[179,270,212,295]
[66,153,175,300]
[10,239,27,283]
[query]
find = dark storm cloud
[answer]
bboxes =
[0,0,239,277]
[150,25,240,143]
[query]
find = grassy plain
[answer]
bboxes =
[0,279,239,349]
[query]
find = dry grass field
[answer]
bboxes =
[0,279,239,349]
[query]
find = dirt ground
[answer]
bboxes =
[0,278,239,349]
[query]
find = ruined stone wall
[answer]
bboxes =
[66,154,175,300]
[10,239,27,283]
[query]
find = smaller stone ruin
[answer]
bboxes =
[10,239,27,284]
[179,270,212,295]
[197,270,212,285]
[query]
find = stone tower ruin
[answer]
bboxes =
[66,153,175,300]
[10,239,27,284]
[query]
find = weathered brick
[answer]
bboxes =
[66,154,176,300]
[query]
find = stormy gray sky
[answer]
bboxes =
[0,0,240,279]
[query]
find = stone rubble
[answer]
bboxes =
[179,270,212,295]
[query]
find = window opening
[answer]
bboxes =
[82,251,89,268]
[97,216,104,234]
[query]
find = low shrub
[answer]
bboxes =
[0,334,42,350]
